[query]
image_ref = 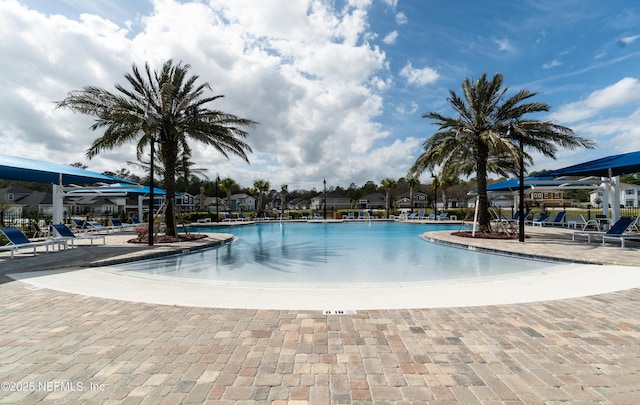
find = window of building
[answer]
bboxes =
[625,188,635,195]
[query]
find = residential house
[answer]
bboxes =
[357,193,386,209]
[287,198,310,210]
[395,191,429,209]
[229,193,256,211]
[525,189,571,208]
[310,192,351,210]
[590,182,640,207]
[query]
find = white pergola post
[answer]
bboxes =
[52,184,65,224]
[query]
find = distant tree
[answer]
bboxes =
[69,162,88,169]
[219,177,240,211]
[252,179,270,215]
[280,184,288,215]
[380,177,397,218]
[406,176,420,212]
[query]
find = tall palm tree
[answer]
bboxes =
[380,177,397,218]
[252,179,270,216]
[56,59,256,237]
[406,176,419,213]
[408,72,594,233]
[280,184,288,216]
[219,177,239,211]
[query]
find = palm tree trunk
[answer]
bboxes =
[162,141,179,237]
[476,141,492,233]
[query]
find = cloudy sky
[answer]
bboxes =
[1,0,639,190]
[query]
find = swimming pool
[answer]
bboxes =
[108,221,560,286]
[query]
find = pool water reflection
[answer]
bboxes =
[107,222,559,287]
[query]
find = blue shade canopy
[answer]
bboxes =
[485,177,557,192]
[0,154,134,185]
[67,184,166,195]
[546,151,640,178]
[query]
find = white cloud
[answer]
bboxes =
[542,59,562,69]
[618,34,640,46]
[494,38,513,52]
[549,77,640,124]
[0,0,407,190]
[383,30,398,45]
[399,62,439,87]
[395,12,407,25]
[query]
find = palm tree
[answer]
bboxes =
[252,179,270,216]
[408,72,594,233]
[56,59,256,237]
[380,177,397,218]
[406,176,419,213]
[219,177,239,211]
[280,184,288,217]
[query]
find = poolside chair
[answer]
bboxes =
[223,213,233,222]
[85,220,117,234]
[347,212,355,220]
[579,215,600,231]
[426,212,436,220]
[130,216,147,226]
[573,216,638,247]
[533,211,565,227]
[263,212,274,220]
[301,212,310,220]
[437,212,449,221]
[528,212,550,226]
[110,218,135,231]
[313,213,322,219]
[237,213,250,221]
[416,210,426,220]
[0,227,62,259]
[32,221,49,238]
[407,212,417,220]
[50,224,106,248]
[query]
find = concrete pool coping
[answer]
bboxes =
[3,225,640,310]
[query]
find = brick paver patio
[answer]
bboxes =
[0,226,638,404]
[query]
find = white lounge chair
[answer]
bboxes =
[0,227,63,259]
[573,216,638,247]
[50,224,106,248]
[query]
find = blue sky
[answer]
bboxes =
[1,0,639,190]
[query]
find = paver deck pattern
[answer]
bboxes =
[0,224,638,404]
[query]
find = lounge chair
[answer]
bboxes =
[237,213,250,221]
[528,213,550,226]
[50,224,106,248]
[32,221,50,238]
[0,227,62,259]
[426,212,436,220]
[223,213,233,222]
[573,216,638,247]
[85,220,117,234]
[407,212,417,220]
[301,212,310,220]
[110,218,135,231]
[416,210,426,220]
[347,212,355,220]
[313,213,322,219]
[263,212,274,220]
[437,212,449,220]
[533,211,565,227]
[579,215,600,231]
[130,216,146,225]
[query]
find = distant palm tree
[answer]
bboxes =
[380,177,397,218]
[280,184,288,216]
[408,72,594,233]
[406,176,419,212]
[219,177,239,211]
[56,59,256,237]
[252,179,270,216]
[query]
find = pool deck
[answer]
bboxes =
[0,224,638,404]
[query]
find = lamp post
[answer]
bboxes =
[507,124,525,242]
[215,173,220,223]
[323,178,327,220]
[145,113,157,246]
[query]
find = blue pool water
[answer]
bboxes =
[108,222,555,286]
